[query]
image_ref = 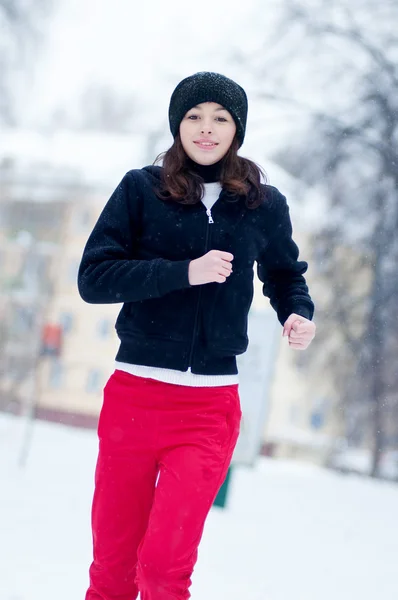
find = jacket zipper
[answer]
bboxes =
[187,207,214,368]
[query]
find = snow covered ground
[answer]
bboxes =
[1,414,398,600]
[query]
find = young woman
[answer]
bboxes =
[78,71,316,600]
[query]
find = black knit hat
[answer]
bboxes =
[168,72,248,148]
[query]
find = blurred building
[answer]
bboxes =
[37,192,120,428]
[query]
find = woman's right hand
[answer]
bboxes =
[188,250,234,285]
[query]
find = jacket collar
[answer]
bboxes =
[142,164,248,229]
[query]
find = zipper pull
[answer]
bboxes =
[206,208,214,224]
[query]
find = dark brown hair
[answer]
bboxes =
[153,135,267,209]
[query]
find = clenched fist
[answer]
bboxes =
[283,313,316,350]
[188,250,233,286]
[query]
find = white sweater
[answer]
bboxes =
[115,182,239,387]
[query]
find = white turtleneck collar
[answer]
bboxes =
[201,181,222,210]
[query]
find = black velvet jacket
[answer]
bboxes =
[78,166,314,375]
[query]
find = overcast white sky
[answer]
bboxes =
[27,0,271,127]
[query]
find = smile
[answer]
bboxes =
[194,141,218,150]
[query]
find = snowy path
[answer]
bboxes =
[1,415,398,600]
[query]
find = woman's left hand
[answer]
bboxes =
[282,313,316,350]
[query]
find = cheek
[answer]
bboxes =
[179,125,197,161]
[179,123,189,150]
[220,125,236,147]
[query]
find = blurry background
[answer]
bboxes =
[1,1,398,599]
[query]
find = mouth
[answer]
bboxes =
[193,141,219,150]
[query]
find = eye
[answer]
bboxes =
[216,117,228,122]
[187,114,199,120]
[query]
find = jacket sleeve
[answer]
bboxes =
[256,191,315,326]
[77,171,192,304]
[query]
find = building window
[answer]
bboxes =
[97,318,111,339]
[309,396,329,430]
[59,311,74,333]
[86,369,102,394]
[49,359,64,389]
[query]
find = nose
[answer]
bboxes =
[200,119,212,135]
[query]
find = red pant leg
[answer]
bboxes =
[136,383,241,600]
[86,371,159,600]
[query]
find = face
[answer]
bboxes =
[179,102,237,165]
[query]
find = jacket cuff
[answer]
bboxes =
[157,258,192,296]
[279,303,314,326]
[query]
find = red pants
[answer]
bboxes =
[85,369,241,600]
